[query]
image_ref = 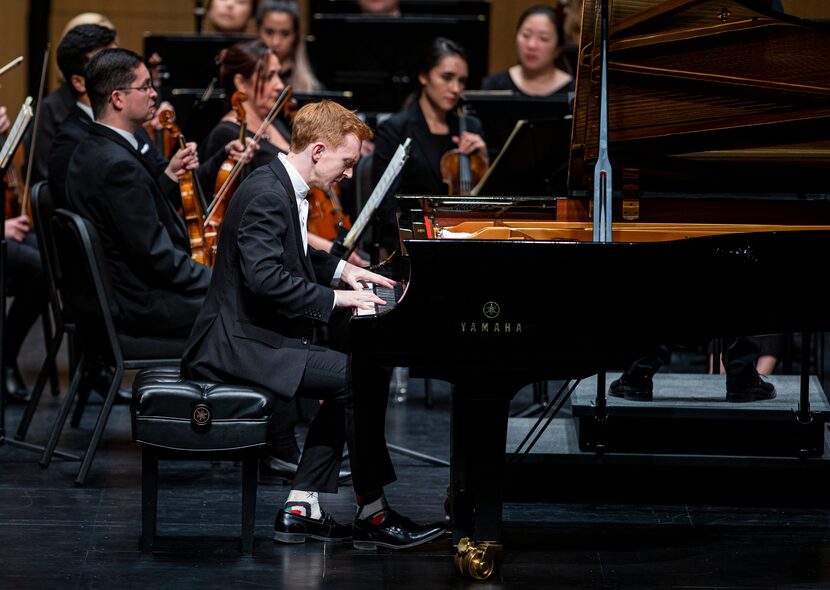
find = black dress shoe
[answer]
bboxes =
[2,364,30,404]
[726,376,776,403]
[608,375,653,401]
[273,510,352,543]
[352,509,447,550]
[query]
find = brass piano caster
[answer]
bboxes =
[454,537,501,580]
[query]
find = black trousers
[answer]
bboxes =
[4,233,47,363]
[625,336,760,386]
[290,343,396,495]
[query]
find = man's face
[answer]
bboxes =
[311,133,361,191]
[114,63,158,126]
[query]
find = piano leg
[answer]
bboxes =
[450,382,511,545]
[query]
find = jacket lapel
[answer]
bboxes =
[270,158,316,280]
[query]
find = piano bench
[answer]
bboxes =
[131,367,274,554]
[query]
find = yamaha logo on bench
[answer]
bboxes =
[192,404,212,431]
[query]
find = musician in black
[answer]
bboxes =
[371,37,487,255]
[2,106,48,404]
[183,100,446,549]
[481,5,574,98]
[256,0,322,93]
[611,336,776,403]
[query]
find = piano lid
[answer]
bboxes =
[569,0,830,196]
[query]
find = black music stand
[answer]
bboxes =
[473,116,573,197]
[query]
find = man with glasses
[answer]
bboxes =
[65,48,215,337]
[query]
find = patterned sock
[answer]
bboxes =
[283,490,321,520]
[355,493,388,523]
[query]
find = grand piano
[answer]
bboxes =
[349,0,830,578]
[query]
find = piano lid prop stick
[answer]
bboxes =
[592,0,613,243]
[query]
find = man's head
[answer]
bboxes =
[56,23,118,99]
[290,100,373,190]
[85,48,157,128]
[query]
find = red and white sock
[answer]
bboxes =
[283,490,321,520]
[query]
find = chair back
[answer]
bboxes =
[30,180,67,330]
[50,208,122,367]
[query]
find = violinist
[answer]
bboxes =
[371,37,487,254]
[201,39,366,266]
[256,0,322,92]
[64,48,211,338]
[1,106,48,404]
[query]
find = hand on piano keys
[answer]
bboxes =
[336,262,397,315]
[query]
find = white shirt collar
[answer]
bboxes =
[96,122,139,151]
[76,101,94,121]
[278,152,309,203]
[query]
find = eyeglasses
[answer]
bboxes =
[115,82,156,94]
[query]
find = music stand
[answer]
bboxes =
[462,90,573,160]
[142,33,255,142]
[472,116,573,197]
[307,13,489,115]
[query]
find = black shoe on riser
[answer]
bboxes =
[726,377,776,403]
[608,376,653,402]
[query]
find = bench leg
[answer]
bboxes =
[141,449,158,552]
[241,455,258,554]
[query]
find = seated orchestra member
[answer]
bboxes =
[182,100,447,548]
[26,12,116,185]
[64,48,212,338]
[204,0,256,34]
[371,37,487,255]
[611,337,776,403]
[256,0,322,93]
[2,107,48,404]
[201,39,366,266]
[481,5,574,98]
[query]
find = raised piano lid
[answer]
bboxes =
[569,0,830,196]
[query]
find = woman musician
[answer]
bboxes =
[200,39,367,265]
[371,37,487,256]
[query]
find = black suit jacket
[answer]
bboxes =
[65,123,211,336]
[182,156,340,400]
[26,82,75,184]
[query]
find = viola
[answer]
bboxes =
[143,53,177,158]
[158,109,212,266]
[205,86,293,231]
[211,90,248,226]
[439,106,487,195]
[307,183,352,241]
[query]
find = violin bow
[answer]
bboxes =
[21,44,50,212]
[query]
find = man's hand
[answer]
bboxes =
[340,263,395,291]
[165,141,199,181]
[333,287,386,311]
[4,215,30,242]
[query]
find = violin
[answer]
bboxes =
[0,97,34,222]
[212,90,247,222]
[307,183,352,241]
[439,106,487,195]
[158,109,213,267]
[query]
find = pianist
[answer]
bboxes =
[182,100,447,549]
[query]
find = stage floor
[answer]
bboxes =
[2,350,830,587]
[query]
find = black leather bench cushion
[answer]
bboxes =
[132,368,273,452]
